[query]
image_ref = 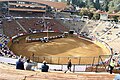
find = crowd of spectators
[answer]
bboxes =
[16,55,33,70]
[0,34,18,58]
[0,46,16,58]
[16,55,49,72]
[3,17,68,37]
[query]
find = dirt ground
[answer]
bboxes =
[9,33,110,64]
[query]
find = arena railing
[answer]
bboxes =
[31,55,112,72]
[0,55,112,72]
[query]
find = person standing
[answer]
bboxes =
[16,59,24,70]
[41,61,49,72]
[64,59,72,73]
[109,59,116,74]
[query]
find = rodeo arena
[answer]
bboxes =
[0,0,120,80]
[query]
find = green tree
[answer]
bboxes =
[108,1,114,12]
[71,0,77,5]
[108,0,120,12]
[80,9,93,19]
[95,0,100,10]
[86,0,95,9]
[112,15,119,22]
[101,0,109,11]
[77,0,85,8]
[71,0,85,8]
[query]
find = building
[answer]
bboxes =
[0,0,67,13]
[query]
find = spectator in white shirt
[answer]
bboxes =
[24,59,34,70]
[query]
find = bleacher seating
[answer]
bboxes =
[83,20,120,53]
[55,12,86,34]
[3,20,25,37]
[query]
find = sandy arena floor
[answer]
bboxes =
[9,33,110,64]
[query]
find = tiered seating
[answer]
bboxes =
[57,18,86,33]
[86,20,120,52]
[0,34,9,44]
[0,62,115,80]
[17,18,44,32]
[55,12,86,33]
[46,19,69,32]
[92,21,113,39]
[2,12,70,38]
[17,18,69,33]
[10,11,44,17]
[0,34,17,58]
[25,72,115,80]
[86,20,100,35]
[101,24,120,43]
[3,20,25,37]
[55,12,71,18]
[108,38,120,52]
